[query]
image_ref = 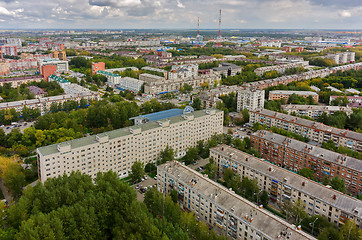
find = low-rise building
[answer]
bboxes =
[157,160,316,240]
[28,86,47,98]
[48,74,71,88]
[326,86,342,93]
[210,144,362,227]
[330,96,362,105]
[213,63,242,77]
[193,85,240,109]
[254,61,309,77]
[37,109,223,183]
[97,70,121,84]
[251,131,362,195]
[243,62,362,90]
[281,105,353,118]
[345,88,360,95]
[249,109,362,151]
[268,90,319,102]
[237,88,265,112]
[0,76,43,88]
[118,77,144,92]
[141,73,221,95]
[168,64,198,80]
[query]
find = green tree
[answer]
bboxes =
[170,189,178,203]
[159,146,174,164]
[191,97,202,110]
[298,168,315,180]
[2,163,25,200]
[183,147,199,165]
[130,161,145,183]
[241,108,249,124]
[318,227,341,240]
[330,176,346,193]
[339,220,361,240]
[292,199,308,225]
[204,158,217,180]
[260,191,269,207]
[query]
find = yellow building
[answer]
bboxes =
[52,51,66,60]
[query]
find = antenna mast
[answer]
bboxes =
[218,9,222,39]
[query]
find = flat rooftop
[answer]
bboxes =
[159,161,316,240]
[250,109,362,141]
[269,90,318,96]
[130,108,184,122]
[211,144,362,220]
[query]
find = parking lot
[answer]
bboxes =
[132,175,157,202]
[2,121,34,134]
[223,126,252,139]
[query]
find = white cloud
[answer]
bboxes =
[339,10,352,18]
[176,0,184,8]
[0,0,362,29]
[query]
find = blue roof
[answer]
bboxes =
[137,109,184,122]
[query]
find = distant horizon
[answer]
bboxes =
[1,28,362,31]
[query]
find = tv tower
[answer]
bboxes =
[218,9,222,39]
[196,17,203,47]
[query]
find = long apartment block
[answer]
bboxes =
[281,105,353,119]
[36,109,223,183]
[249,109,362,152]
[210,145,362,228]
[250,131,362,195]
[157,161,316,240]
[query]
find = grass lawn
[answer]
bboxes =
[147,171,157,178]
[120,176,133,186]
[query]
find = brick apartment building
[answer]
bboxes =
[250,131,362,195]
[249,109,362,152]
[210,145,362,227]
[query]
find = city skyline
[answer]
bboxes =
[0,0,361,30]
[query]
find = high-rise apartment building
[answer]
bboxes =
[157,161,316,240]
[37,109,223,183]
[237,89,265,112]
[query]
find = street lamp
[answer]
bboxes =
[309,217,318,235]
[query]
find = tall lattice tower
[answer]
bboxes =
[218,9,222,39]
[196,17,203,47]
[215,9,222,46]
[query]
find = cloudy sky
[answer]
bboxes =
[0,0,361,29]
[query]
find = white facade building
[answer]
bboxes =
[158,161,316,240]
[37,109,223,183]
[118,77,144,92]
[168,64,198,80]
[237,89,265,112]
